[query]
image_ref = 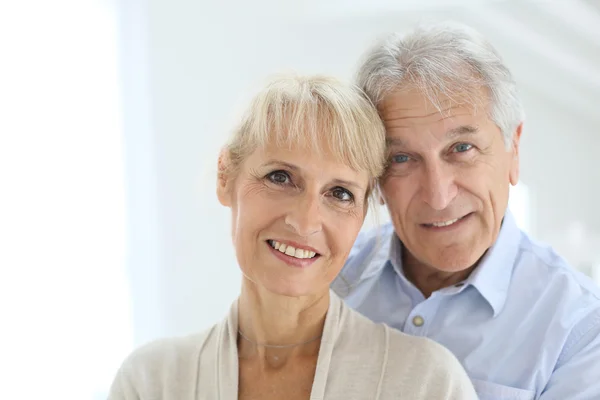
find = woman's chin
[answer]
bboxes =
[243,271,332,299]
[268,286,314,298]
[261,280,323,299]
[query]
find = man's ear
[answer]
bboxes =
[509,123,523,186]
[217,150,233,207]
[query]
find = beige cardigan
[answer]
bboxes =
[109,291,477,399]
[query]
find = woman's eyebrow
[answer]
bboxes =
[262,160,364,191]
[262,160,299,171]
[331,179,364,192]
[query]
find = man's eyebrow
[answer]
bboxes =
[386,125,479,148]
[447,125,479,138]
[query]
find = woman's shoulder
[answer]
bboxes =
[336,298,461,367]
[384,328,477,398]
[338,302,456,363]
[335,300,476,398]
[386,327,458,367]
[126,327,217,367]
[108,325,220,399]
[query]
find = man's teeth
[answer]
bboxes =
[269,240,316,259]
[430,217,460,227]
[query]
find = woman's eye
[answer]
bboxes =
[331,187,353,202]
[267,170,290,185]
[454,143,473,153]
[391,154,410,164]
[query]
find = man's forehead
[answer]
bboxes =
[379,86,489,120]
[385,122,480,146]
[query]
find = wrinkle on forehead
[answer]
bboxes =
[383,106,472,129]
[380,85,490,125]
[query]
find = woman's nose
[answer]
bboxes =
[284,193,323,237]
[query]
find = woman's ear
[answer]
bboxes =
[217,150,233,207]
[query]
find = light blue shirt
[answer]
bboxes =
[332,211,600,400]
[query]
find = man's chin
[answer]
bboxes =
[407,243,483,274]
[432,247,486,273]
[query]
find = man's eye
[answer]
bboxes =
[392,154,410,163]
[454,143,473,153]
[267,171,290,184]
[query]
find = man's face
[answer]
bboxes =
[379,87,521,272]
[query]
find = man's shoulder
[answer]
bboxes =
[517,233,600,303]
[507,232,600,345]
[511,233,600,397]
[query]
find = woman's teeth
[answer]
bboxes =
[268,240,317,259]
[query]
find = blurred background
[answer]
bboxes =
[1,0,599,398]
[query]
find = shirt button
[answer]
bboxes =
[412,315,425,327]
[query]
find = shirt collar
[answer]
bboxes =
[465,210,522,317]
[388,210,522,317]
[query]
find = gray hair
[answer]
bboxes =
[356,22,525,147]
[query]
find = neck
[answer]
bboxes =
[237,278,328,363]
[402,250,477,298]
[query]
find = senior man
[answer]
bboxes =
[332,22,600,400]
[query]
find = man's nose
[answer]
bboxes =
[420,162,458,211]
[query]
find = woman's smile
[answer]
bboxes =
[266,239,321,268]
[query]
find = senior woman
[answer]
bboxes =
[108,74,477,399]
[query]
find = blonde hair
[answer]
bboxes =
[224,73,387,199]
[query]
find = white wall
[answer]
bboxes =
[117,0,600,352]
[1,1,131,399]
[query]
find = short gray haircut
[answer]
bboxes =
[356,22,525,147]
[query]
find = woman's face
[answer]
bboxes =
[218,142,370,298]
